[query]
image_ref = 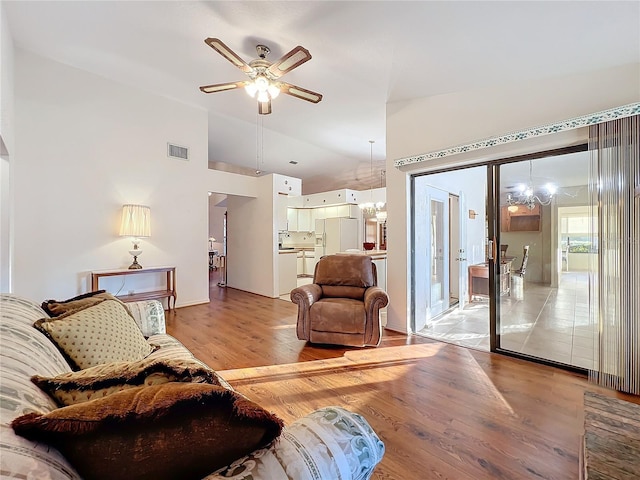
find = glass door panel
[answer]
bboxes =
[412,166,489,350]
[429,191,449,318]
[496,153,594,368]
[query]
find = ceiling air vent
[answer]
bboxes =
[167,143,189,160]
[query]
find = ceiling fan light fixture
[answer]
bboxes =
[244,83,258,97]
[200,38,322,115]
[254,76,269,92]
[268,84,280,99]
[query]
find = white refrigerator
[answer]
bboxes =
[315,217,359,261]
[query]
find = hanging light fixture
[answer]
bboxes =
[359,140,385,215]
[506,160,557,211]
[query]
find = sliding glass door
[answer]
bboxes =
[411,149,596,368]
[495,152,595,368]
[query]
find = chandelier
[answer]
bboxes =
[506,160,557,212]
[359,140,385,215]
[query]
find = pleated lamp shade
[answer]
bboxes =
[119,204,151,238]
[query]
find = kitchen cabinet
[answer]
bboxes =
[501,205,541,232]
[287,208,298,231]
[274,175,301,195]
[297,209,312,231]
[372,257,386,292]
[286,208,313,232]
[296,252,304,276]
[325,206,338,219]
[279,252,297,295]
[337,204,360,218]
[314,205,355,221]
[277,194,289,231]
[304,255,316,276]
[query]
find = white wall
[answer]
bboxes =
[13,50,212,306]
[0,4,15,292]
[226,175,278,297]
[386,63,640,333]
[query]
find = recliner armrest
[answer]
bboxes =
[290,284,322,342]
[364,286,389,311]
[290,284,322,308]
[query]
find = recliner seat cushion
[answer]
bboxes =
[310,298,365,334]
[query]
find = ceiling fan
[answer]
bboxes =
[199,38,323,115]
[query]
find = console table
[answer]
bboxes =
[90,266,176,310]
[468,259,513,302]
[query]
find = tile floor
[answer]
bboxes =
[417,272,596,369]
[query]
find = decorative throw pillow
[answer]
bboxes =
[11,382,284,480]
[41,290,125,317]
[34,299,154,370]
[32,356,220,406]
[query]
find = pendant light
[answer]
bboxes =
[359,140,385,215]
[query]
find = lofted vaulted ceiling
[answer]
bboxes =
[4,1,639,193]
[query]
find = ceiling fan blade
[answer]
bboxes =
[258,98,272,115]
[199,81,249,94]
[278,82,323,103]
[204,38,253,74]
[267,46,311,78]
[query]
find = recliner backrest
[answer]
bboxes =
[314,255,377,300]
[321,285,367,299]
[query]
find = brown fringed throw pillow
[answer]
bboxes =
[11,382,284,480]
[32,356,220,406]
[41,290,125,317]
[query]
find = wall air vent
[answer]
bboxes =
[289,161,298,165]
[167,143,189,160]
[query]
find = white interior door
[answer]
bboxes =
[427,187,450,319]
[449,195,460,302]
[457,191,468,310]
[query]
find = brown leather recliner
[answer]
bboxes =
[290,254,389,347]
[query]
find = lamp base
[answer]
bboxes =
[128,255,143,270]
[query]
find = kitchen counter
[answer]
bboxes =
[338,250,387,259]
[278,247,314,254]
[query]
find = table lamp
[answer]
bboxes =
[119,204,151,269]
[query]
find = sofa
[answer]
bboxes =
[0,293,385,479]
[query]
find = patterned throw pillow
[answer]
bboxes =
[34,299,153,370]
[41,290,125,317]
[32,356,220,406]
[12,383,284,480]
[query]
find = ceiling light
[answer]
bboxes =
[505,160,558,209]
[359,140,385,216]
[255,76,269,92]
[244,83,258,98]
[268,84,280,99]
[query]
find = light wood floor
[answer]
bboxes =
[165,272,638,480]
